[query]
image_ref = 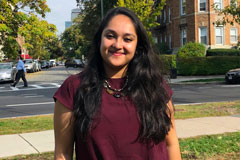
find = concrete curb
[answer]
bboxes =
[0,116,240,158]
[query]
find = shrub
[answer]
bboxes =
[159,54,177,76]
[206,49,240,56]
[153,43,170,54]
[177,42,206,58]
[177,56,240,75]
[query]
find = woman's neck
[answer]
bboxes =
[104,64,128,78]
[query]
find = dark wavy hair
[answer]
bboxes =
[73,7,171,144]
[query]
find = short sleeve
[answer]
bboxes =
[53,74,81,110]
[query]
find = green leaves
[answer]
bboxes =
[0,0,52,59]
[116,0,166,41]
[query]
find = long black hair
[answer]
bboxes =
[73,7,171,144]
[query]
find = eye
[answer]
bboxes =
[105,34,115,39]
[124,38,133,42]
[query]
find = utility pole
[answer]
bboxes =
[101,0,104,20]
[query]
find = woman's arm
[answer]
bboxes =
[54,100,75,160]
[165,100,182,160]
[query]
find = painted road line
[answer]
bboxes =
[6,102,54,107]
[48,83,61,87]
[0,86,58,93]
[10,87,19,91]
[24,95,44,98]
[31,85,44,88]
[221,85,240,88]
[22,93,38,96]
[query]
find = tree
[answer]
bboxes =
[18,14,57,59]
[76,0,118,42]
[0,0,50,59]
[61,23,86,59]
[116,0,166,40]
[214,0,240,25]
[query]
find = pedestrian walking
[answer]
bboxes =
[53,7,181,160]
[11,56,28,87]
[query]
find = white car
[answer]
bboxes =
[34,60,41,71]
[0,62,17,82]
[23,59,37,72]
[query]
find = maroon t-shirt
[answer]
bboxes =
[54,73,173,160]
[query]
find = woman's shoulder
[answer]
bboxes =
[53,72,85,110]
[63,71,84,86]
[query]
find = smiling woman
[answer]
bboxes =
[100,14,138,78]
[53,7,181,160]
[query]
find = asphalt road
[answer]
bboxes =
[0,66,239,118]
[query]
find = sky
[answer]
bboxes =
[44,0,78,35]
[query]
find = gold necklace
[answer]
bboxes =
[103,77,128,98]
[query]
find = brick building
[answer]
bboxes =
[153,0,240,53]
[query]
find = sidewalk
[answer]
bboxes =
[0,115,240,158]
[169,75,225,84]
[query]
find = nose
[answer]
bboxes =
[112,38,123,49]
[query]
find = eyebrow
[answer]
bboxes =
[103,29,136,38]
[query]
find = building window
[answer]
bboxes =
[181,28,187,46]
[214,0,223,10]
[215,27,224,45]
[199,0,207,11]
[230,28,238,43]
[181,0,186,15]
[199,27,208,45]
[168,8,171,22]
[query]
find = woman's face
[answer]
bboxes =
[100,14,138,77]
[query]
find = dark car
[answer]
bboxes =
[65,59,84,68]
[40,60,49,69]
[225,68,240,84]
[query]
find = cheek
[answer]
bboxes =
[127,43,137,54]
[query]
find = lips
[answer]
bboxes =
[109,51,126,56]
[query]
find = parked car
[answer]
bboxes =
[34,60,41,71]
[65,59,84,68]
[0,62,17,82]
[49,61,54,67]
[225,68,240,84]
[40,60,49,69]
[49,59,56,67]
[23,59,37,72]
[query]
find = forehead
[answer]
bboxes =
[104,14,137,34]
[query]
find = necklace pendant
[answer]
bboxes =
[106,88,114,94]
[113,93,121,98]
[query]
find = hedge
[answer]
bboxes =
[206,49,240,56]
[177,56,240,75]
[159,54,176,74]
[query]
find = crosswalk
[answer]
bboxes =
[0,83,61,92]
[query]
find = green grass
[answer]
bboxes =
[0,152,54,160]
[180,132,240,159]
[0,115,53,135]
[1,132,239,160]
[174,100,240,119]
[0,101,240,135]
[182,78,225,83]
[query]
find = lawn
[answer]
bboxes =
[0,100,240,159]
[1,132,239,160]
[0,100,239,135]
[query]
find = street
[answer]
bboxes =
[0,66,240,118]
